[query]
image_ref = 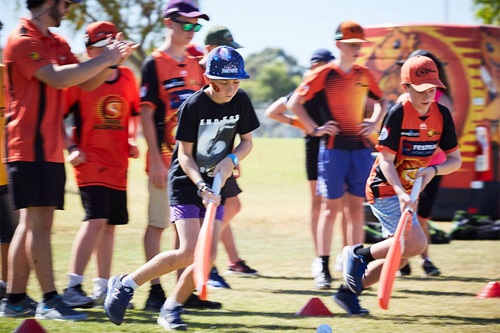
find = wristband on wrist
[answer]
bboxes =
[67,144,78,153]
[195,180,206,189]
[430,165,439,176]
[197,184,212,197]
[108,65,118,69]
[227,153,238,166]
[311,127,318,136]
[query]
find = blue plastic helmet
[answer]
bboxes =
[205,46,250,80]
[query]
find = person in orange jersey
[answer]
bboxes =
[338,55,461,315]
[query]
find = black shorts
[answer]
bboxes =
[8,161,65,210]
[79,186,128,225]
[304,136,320,181]
[418,175,442,219]
[221,175,242,198]
[0,185,19,243]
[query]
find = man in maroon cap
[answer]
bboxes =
[134,0,219,316]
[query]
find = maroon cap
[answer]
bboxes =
[163,0,209,20]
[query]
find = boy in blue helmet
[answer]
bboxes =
[104,46,260,331]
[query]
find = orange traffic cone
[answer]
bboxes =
[295,297,333,316]
[14,319,48,333]
[476,281,500,298]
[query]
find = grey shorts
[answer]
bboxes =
[370,195,419,238]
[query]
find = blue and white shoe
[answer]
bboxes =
[104,275,134,325]
[207,266,231,289]
[333,285,369,316]
[157,305,187,331]
[342,245,367,295]
[0,295,37,317]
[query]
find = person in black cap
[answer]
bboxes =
[265,48,336,289]
[1,0,136,321]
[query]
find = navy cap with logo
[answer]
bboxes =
[310,48,335,64]
[205,46,250,80]
[162,0,210,20]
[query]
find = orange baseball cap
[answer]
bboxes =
[85,21,118,47]
[401,55,446,92]
[334,21,367,43]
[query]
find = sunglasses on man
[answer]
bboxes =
[170,17,202,32]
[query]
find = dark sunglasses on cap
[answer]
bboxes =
[170,17,202,32]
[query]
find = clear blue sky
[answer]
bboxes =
[1,0,479,67]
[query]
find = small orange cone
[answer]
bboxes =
[295,297,333,316]
[14,319,48,333]
[476,281,500,298]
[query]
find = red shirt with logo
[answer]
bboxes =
[139,50,205,169]
[296,62,383,150]
[366,100,459,203]
[66,67,140,190]
[3,18,79,163]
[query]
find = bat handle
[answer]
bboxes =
[212,173,222,197]
[409,175,423,204]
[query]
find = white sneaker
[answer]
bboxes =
[311,257,322,277]
[62,284,94,309]
[334,254,343,272]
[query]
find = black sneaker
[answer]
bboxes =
[398,263,411,276]
[144,287,166,312]
[333,285,369,316]
[62,284,94,309]
[184,294,221,310]
[0,281,6,300]
[422,260,441,276]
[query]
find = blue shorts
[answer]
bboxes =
[370,195,419,238]
[317,147,372,199]
[170,204,225,223]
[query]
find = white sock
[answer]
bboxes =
[68,273,84,288]
[121,275,140,291]
[92,277,108,295]
[164,297,183,309]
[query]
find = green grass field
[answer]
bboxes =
[2,138,500,333]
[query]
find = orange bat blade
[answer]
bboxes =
[193,173,222,301]
[377,176,423,310]
[378,210,412,310]
[193,202,217,301]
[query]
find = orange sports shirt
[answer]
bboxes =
[3,18,79,163]
[366,100,459,203]
[296,62,383,150]
[0,64,7,185]
[66,67,140,190]
[140,50,205,168]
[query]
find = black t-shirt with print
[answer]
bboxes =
[168,86,260,206]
